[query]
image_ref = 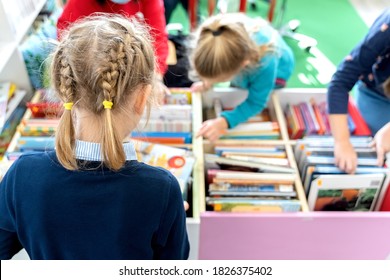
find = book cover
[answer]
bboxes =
[133,140,195,197]
[307,173,385,211]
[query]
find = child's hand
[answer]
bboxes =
[197,117,228,142]
[370,122,390,166]
[334,140,357,174]
[190,81,211,93]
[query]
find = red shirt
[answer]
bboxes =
[57,0,168,74]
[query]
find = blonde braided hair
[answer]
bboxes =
[51,14,156,170]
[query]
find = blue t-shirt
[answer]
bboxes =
[327,8,390,114]
[0,147,189,260]
[221,21,295,128]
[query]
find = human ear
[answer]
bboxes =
[134,85,151,115]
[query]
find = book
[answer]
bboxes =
[206,197,302,212]
[205,153,295,173]
[348,97,371,136]
[133,140,195,199]
[130,132,192,144]
[0,82,18,132]
[208,183,296,197]
[213,170,296,183]
[223,155,290,166]
[307,173,385,211]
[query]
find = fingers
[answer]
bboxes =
[369,139,376,148]
[183,201,189,211]
[336,157,357,174]
[196,122,210,138]
[196,121,226,142]
[377,146,385,167]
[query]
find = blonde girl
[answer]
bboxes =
[0,15,189,260]
[191,13,294,141]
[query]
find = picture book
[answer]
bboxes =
[133,140,195,198]
[307,173,385,211]
[305,165,390,209]
[0,82,18,133]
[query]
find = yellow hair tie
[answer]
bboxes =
[102,100,113,109]
[63,102,74,111]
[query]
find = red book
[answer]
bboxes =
[348,98,371,136]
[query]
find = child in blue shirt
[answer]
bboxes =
[327,8,390,173]
[191,13,294,141]
[0,15,189,260]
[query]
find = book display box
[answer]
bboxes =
[190,88,390,260]
[5,88,390,260]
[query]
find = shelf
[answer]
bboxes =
[15,0,47,45]
[0,42,17,73]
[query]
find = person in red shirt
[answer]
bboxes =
[57,0,169,77]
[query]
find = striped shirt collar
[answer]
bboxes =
[74,140,138,161]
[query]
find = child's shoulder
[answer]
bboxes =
[131,161,175,181]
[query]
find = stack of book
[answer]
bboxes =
[131,88,193,144]
[285,97,371,139]
[205,142,302,213]
[5,89,195,201]
[295,136,390,211]
[206,98,281,140]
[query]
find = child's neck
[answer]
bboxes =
[74,109,132,143]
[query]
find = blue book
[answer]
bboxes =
[130,132,192,143]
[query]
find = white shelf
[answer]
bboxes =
[0,42,17,73]
[15,0,47,44]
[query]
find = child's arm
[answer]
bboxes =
[221,54,278,128]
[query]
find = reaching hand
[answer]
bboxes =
[334,140,358,173]
[370,122,390,166]
[197,117,228,142]
[190,81,211,93]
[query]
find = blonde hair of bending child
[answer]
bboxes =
[50,15,156,171]
[192,13,273,79]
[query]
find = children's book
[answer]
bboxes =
[208,183,296,197]
[307,173,385,211]
[205,153,295,173]
[206,197,301,212]
[348,97,371,136]
[133,140,195,198]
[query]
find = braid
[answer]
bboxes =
[55,50,77,170]
[59,54,75,102]
[100,41,128,170]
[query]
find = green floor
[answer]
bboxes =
[169,0,369,88]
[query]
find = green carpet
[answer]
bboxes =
[168,0,369,88]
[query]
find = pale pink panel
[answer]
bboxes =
[199,212,390,260]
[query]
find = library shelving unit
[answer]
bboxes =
[191,88,390,260]
[0,0,47,94]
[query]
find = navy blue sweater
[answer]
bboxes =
[328,8,390,114]
[0,151,189,260]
